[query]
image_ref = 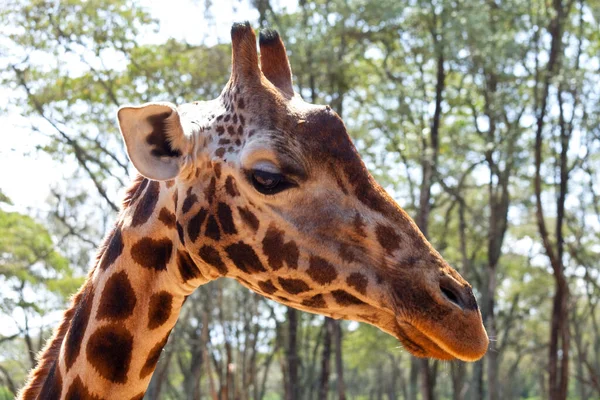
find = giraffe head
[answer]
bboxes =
[117,23,488,361]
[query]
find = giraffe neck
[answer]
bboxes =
[20,178,210,400]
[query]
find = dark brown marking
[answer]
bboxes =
[258,280,277,294]
[177,222,185,245]
[86,325,133,384]
[238,98,245,109]
[146,112,182,158]
[158,207,176,228]
[262,225,299,270]
[37,361,62,399]
[99,227,124,271]
[302,294,326,308]
[375,224,401,254]
[216,147,226,157]
[122,176,148,209]
[238,206,259,232]
[204,177,216,204]
[97,271,137,321]
[338,243,355,263]
[353,213,367,237]
[218,138,231,145]
[64,284,94,370]
[65,376,104,400]
[182,188,198,214]
[205,215,221,241]
[199,245,228,275]
[214,162,222,179]
[188,208,208,242]
[140,332,170,379]
[233,114,238,124]
[217,202,237,235]
[131,181,160,227]
[225,242,267,273]
[224,114,231,122]
[148,291,173,330]
[239,114,245,125]
[225,176,240,197]
[177,250,202,282]
[131,237,173,271]
[237,125,244,135]
[173,188,179,211]
[216,125,225,134]
[227,125,235,135]
[347,273,368,295]
[278,277,311,294]
[307,256,338,285]
[332,289,365,306]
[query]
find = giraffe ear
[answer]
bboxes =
[117,102,187,181]
[259,29,294,97]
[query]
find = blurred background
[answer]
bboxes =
[1,0,599,399]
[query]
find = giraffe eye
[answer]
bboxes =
[250,170,294,195]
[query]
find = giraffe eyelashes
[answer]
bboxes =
[249,169,296,195]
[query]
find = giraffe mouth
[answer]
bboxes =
[393,321,455,360]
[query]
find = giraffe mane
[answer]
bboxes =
[18,177,144,399]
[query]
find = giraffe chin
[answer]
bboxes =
[394,319,488,362]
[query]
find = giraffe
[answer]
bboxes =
[18,23,488,399]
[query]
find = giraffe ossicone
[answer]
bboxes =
[19,22,488,400]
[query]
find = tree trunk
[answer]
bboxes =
[333,321,346,400]
[286,307,300,400]
[319,318,334,400]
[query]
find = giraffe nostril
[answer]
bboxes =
[439,276,472,311]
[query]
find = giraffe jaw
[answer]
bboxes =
[393,317,489,362]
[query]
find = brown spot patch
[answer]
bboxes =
[132,181,160,227]
[182,188,198,214]
[302,294,326,308]
[353,213,367,237]
[173,189,179,211]
[262,225,299,270]
[65,376,104,400]
[188,208,208,242]
[216,147,226,157]
[225,242,267,274]
[37,361,62,399]
[338,243,355,263]
[307,256,338,285]
[148,291,173,330]
[217,202,237,235]
[86,325,133,384]
[375,224,400,254]
[64,284,94,370]
[97,271,137,321]
[238,206,259,232]
[205,215,221,241]
[332,290,365,306]
[258,280,277,294]
[346,272,368,295]
[278,277,311,294]
[225,176,240,197]
[177,250,202,282]
[213,162,222,179]
[199,245,228,275]
[158,207,176,228]
[204,177,216,204]
[131,238,173,271]
[99,227,124,271]
[177,222,185,245]
[140,333,170,379]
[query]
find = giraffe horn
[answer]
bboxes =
[230,22,261,84]
[259,29,294,97]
